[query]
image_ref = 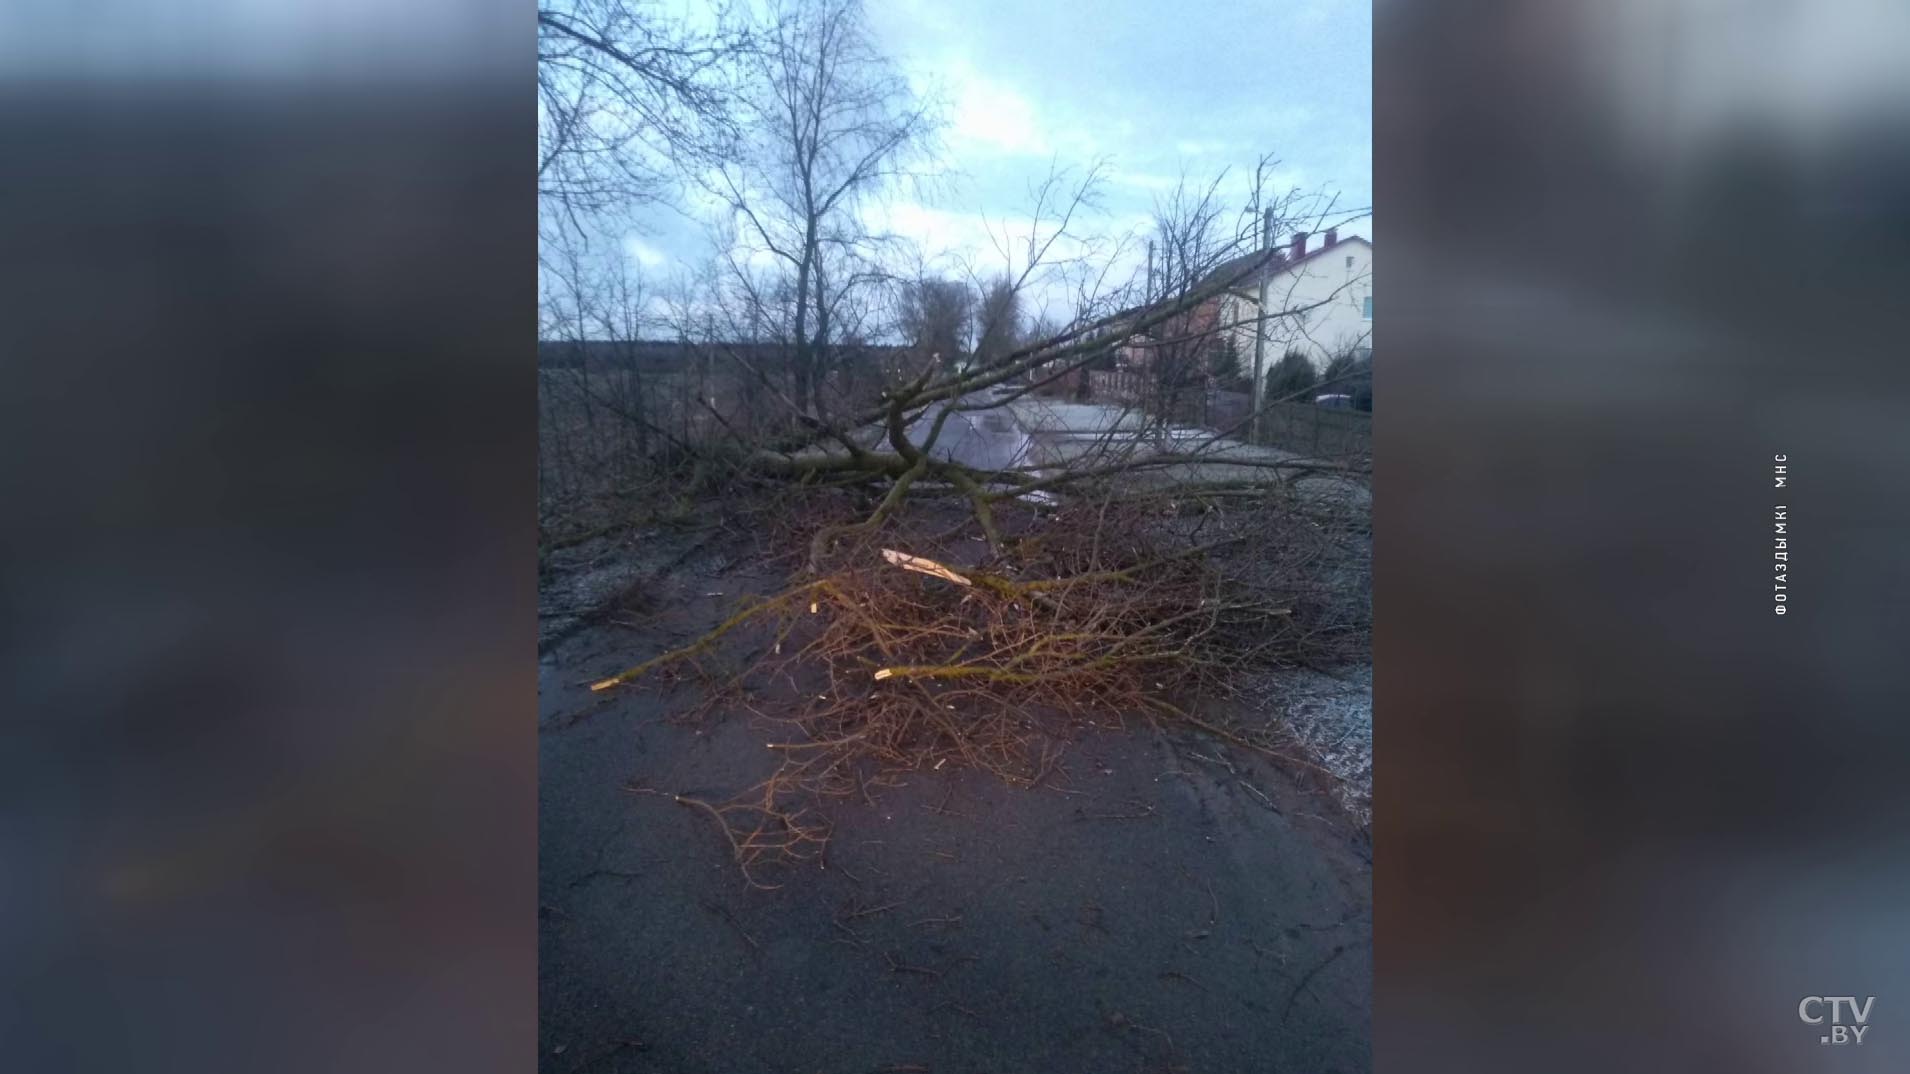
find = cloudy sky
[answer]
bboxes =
[627,0,1371,320]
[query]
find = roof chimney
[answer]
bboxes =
[1289,231,1308,259]
[1324,227,1338,247]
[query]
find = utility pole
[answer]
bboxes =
[1249,207,1273,444]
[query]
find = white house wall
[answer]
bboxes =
[1224,239,1372,371]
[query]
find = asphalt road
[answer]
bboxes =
[538,552,1373,1074]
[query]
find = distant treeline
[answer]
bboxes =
[537,339,914,373]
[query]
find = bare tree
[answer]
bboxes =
[537,0,749,241]
[539,234,691,522]
[973,275,1021,367]
[704,0,939,419]
[898,277,973,372]
[536,0,754,491]
[1022,312,1062,349]
[1130,169,1243,422]
[537,0,1366,554]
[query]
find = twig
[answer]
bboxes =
[1281,943,1350,1022]
[1159,969,1209,993]
[1107,1011,1176,1058]
[565,1038,648,1074]
[1076,800,1158,821]
[567,868,647,888]
[1239,779,1279,812]
[882,950,942,979]
[841,900,901,921]
[702,901,761,953]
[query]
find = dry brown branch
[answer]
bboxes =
[625,783,830,890]
[590,580,829,691]
[596,489,1365,887]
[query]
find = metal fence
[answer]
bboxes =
[1085,373,1372,460]
[1235,397,1371,459]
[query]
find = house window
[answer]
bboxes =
[1362,296,1373,319]
[1345,255,1354,269]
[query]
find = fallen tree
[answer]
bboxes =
[539,4,1372,886]
[595,483,1368,888]
[665,155,1377,569]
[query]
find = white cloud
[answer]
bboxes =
[623,237,667,269]
[1293,0,1347,29]
[1110,164,1311,198]
[1173,138,1238,157]
[948,67,1049,156]
[865,201,1017,269]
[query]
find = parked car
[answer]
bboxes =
[1314,393,1355,409]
